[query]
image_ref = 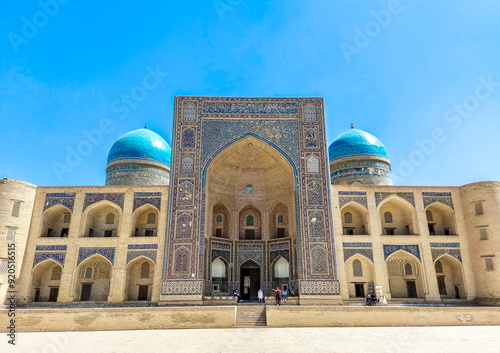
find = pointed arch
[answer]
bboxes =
[40,204,72,238]
[379,195,418,235]
[341,201,370,235]
[425,202,457,235]
[80,200,122,238]
[131,203,159,237]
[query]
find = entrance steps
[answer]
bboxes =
[235,305,267,327]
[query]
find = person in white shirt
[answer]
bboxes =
[258,288,264,305]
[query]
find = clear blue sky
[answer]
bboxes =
[1,1,499,186]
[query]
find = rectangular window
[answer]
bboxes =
[343,227,354,235]
[63,214,71,223]
[246,185,253,194]
[485,257,494,271]
[385,228,395,235]
[479,227,488,240]
[474,202,484,216]
[277,228,285,238]
[144,229,155,237]
[444,228,450,236]
[104,230,113,237]
[47,228,54,237]
[428,223,436,235]
[60,228,69,237]
[11,201,21,217]
[215,228,222,238]
[6,227,16,241]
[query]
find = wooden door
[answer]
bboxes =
[48,287,59,302]
[138,285,149,300]
[437,276,447,296]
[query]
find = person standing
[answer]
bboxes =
[258,288,264,305]
[282,288,287,302]
[271,287,281,306]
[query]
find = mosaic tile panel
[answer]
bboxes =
[201,120,300,177]
[211,249,231,263]
[270,250,290,264]
[128,244,158,250]
[375,192,415,207]
[177,180,194,206]
[77,247,115,265]
[181,128,196,148]
[304,126,319,148]
[343,243,372,248]
[35,245,67,251]
[308,211,325,237]
[134,192,162,197]
[133,196,161,212]
[338,191,367,196]
[339,196,368,209]
[383,245,420,260]
[212,242,231,251]
[423,194,454,210]
[430,243,460,248]
[174,247,190,273]
[44,194,75,212]
[431,249,462,263]
[306,179,323,205]
[126,250,157,264]
[269,242,290,251]
[344,249,374,262]
[83,193,124,210]
[238,243,263,251]
[176,212,193,239]
[423,192,452,197]
[311,245,327,274]
[299,279,341,295]
[238,251,263,267]
[33,252,66,267]
[202,101,298,114]
[161,280,203,295]
[46,193,77,198]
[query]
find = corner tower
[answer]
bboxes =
[328,128,392,185]
[105,128,171,185]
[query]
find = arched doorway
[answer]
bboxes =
[240,260,261,300]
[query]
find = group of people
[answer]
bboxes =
[233,285,294,306]
[365,293,387,306]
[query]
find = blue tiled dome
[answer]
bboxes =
[107,129,171,166]
[328,129,389,162]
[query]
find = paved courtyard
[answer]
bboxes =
[3,326,500,353]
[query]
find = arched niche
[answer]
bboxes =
[386,250,424,299]
[40,205,71,238]
[81,201,121,237]
[341,202,369,235]
[426,203,457,236]
[239,205,261,240]
[211,257,229,293]
[434,254,465,299]
[270,202,289,239]
[74,255,112,302]
[131,204,159,237]
[345,255,374,298]
[124,257,154,301]
[30,260,62,302]
[212,202,230,238]
[379,197,418,235]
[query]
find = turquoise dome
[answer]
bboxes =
[107,129,171,166]
[329,129,389,162]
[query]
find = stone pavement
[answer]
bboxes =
[2,326,499,353]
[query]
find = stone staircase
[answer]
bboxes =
[235,305,267,327]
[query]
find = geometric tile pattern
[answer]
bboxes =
[128,244,158,250]
[375,192,415,207]
[77,247,115,265]
[431,248,462,263]
[33,252,66,268]
[311,244,327,274]
[423,192,454,210]
[430,243,460,248]
[161,280,203,295]
[126,250,157,264]
[133,194,161,212]
[383,244,420,260]
[339,195,368,209]
[270,249,290,265]
[343,249,374,262]
[212,242,231,251]
[44,193,76,211]
[343,243,372,248]
[35,245,68,251]
[238,251,263,267]
[299,279,341,295]
[211,249,231,263]
[83,193,125,210]
[269,241,290,251]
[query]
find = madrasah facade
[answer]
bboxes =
[1,96,499,307]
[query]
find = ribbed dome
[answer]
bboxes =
[107,129,171,166]
[328,129,388,162]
